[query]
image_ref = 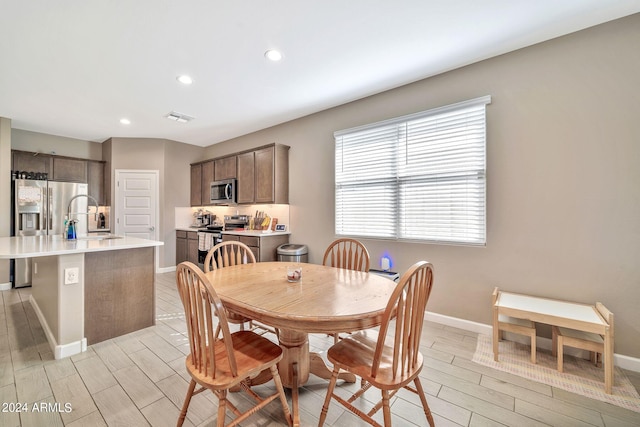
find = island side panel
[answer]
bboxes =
[31,256,61,342]
[31,253,85,355]
[84,247,156,345]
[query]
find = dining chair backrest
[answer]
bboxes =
[322,238,370,272]
[372,260,434,380]
[176,261,237,379]
[204,241,256,273]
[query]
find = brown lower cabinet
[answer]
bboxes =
[176,230,199,264]
[221,233,289,262]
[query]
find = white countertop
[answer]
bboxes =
[0,235,164,259]
[221,230,291,237]
[175,227,290,237]
[176,227,206,232]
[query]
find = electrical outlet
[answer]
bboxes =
[64,267,79,285]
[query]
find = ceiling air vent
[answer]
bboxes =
[164,111,195,123]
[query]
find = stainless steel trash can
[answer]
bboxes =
[277,244,308,263]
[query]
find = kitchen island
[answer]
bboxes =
[0,235,163,359]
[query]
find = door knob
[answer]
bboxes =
[149,226,155,231]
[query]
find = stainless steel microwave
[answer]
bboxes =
[210,179,237,205]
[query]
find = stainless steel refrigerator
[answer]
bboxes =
[11,179,89,287]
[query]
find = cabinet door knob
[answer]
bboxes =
[149,226,155,231]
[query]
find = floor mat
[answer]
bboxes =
[472,334,640,413]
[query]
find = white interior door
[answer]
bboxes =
[115,170,159,240]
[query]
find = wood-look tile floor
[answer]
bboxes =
[1,272,639,426]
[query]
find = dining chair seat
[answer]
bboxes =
[185,331,281,388]
[327,329,423,388]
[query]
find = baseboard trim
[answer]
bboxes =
[30,295,85,360]
[425,311,640,373]
[157,266,176,274]
[0,282,11,291]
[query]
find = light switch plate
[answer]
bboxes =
[64,267,79,285]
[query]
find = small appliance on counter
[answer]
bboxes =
[192,210,214,228]
[224,215,249,230]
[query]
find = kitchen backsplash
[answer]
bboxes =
[175,204,290,230]
[88,206,110,231]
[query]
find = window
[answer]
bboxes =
[334,96,491,245]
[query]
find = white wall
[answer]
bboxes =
[0,118,12,287]
[203,15,640,358]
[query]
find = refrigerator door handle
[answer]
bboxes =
[46,185,52,232]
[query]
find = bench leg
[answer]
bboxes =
[557,335,564,373]
[530,333,536,364]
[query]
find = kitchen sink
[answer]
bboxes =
[77,234,123,241]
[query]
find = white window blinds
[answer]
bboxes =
[334,96,491,245]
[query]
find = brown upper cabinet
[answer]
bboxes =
[214,156,237,181]
[13,150,107,205]
[12,150,53,175]
[191,143,289,206]
[87,160,106,205]
[238,144,289,204]
[201,160,214,205]
[52,157,87,182]
[255,145,289,204]
[190,163,202,206]
[236,151,255,204]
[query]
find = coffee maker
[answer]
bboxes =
[194,212,213,227]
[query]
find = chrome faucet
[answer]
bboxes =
[67,194,100,221]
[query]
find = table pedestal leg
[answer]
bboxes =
[309,353,356,383]
[277,329,309,427]
[277,329,310,387]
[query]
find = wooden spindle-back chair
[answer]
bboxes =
[204,241,256,271]
[318,261,436,427]
[322,238,371,343]
[204,241,265,337]
[175,262,292,427]
[322,238,370,272]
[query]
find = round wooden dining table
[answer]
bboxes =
[203,261,397,426]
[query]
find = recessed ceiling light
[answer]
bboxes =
[264,49,283,62]
[120,118,131,125]
[177,75,193,85]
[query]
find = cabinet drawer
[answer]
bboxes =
[187,231,198,240]
[176,230,187,238]
[239,236,260,247]
[222,234,240,242]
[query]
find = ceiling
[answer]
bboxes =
[1,1,639,148]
